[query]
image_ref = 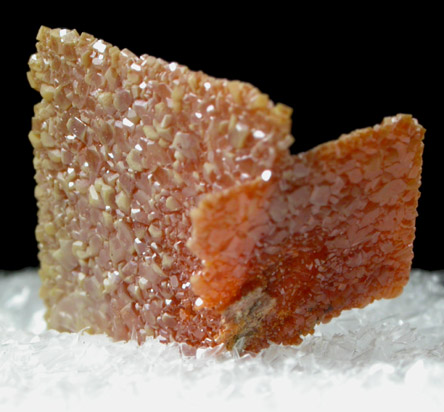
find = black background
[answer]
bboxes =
[1,6,442,271]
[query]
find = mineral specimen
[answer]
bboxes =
[28,26,424,352]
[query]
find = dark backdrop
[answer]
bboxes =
[1,7,441,271]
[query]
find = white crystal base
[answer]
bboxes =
[1,269,443,411]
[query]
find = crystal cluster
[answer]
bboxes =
[189,115,424,351]
[28,26,424,352]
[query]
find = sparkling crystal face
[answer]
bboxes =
[28,26,424,353]
[28,26,292,348]
[189,115,424,350]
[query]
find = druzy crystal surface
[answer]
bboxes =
[28,26,424,352]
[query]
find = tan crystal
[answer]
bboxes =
[28,26,424,353]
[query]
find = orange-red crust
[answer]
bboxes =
[189,115,424,351]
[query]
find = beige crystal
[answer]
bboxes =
[28,26,424,353]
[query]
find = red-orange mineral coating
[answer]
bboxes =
[189,115,424,351]
[28,26,424,353]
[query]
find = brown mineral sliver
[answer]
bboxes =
[28,26,424,353]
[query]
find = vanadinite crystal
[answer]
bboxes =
[28,26,424,353]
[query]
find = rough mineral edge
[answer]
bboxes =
[28,26,424,353]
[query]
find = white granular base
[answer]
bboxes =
[1,269,443,411]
